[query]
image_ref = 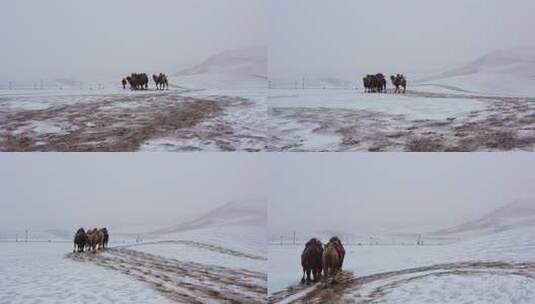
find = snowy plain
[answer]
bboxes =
[0,47,268,152]
[268,47,535,152]
[268,226,535,303]
[0,242,174,304]
[0,200,267,303]
[268,86,535,151]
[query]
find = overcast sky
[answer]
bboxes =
[268,154,535,235]
[0,154,267,231]
[269,0,535,80]
[0,0,267,82]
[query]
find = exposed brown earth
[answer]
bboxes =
[268,92,535,152]
[0,92,221,152]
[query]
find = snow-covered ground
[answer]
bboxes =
[269,89,485,120]
[418,73,535,97]
[0,47,268,152]
[125,225,267,274]
[268,87,535,151]
[1,200,267,303]
[268,225,535,303]
[268,47,535,152]
[0,242,174,304]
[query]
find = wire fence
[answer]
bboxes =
[269,78,359,90]
[0,80,108,91]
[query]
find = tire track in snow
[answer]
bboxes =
[119,240,266,261]
[68,247,267,304]
[269,261,535,304]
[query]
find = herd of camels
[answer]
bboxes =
[301,236,346,284]
[73,227,109,253]
[363,73,407,94]
[121,73,169,91]
[119,72,407,94]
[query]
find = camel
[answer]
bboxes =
[363,74,386,93]
[86,228,104,253]
[127,73,149,90]
[73,228,88,253]
[100,228,109,249]
[153,73,168,90]
[391,74,407,94]
[301,238,323,284]
[363,77,371,93]
[376,73,387,93]
[322,237,345,283]
[160,74,168,90]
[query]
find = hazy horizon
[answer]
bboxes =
[0,154,267,232]
[268,0,535,80]
[268,154,535,236]
[0,0,267,82]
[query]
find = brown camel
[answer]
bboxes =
[86,228,103,253]
[153,73,169,90]
[301,238,323,284]
[391,74,407,94]
[73,228,88,253]
[100,228,109,249]
[127,73,149,90]
[323,240,343,283]
[363,73,386,93]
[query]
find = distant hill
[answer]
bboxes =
[430,199,535,237]
[417,46,535,96]
[420,46,535,82]
[151,199,267,235]
[176,46,267,80]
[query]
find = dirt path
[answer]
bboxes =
[268,91,535,151]
[67,247,267,304]
[120,240,267,261]
[269,261,535,304]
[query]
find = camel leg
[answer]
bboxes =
[306,269,312,284]
[301,268,306,284]
[332,269,338,284]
